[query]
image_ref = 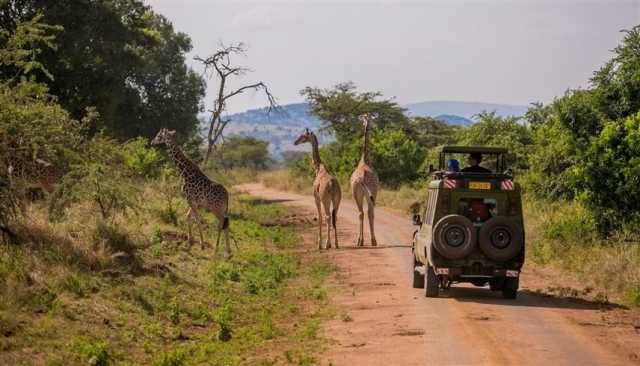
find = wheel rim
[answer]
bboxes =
[490,227,511,249]
[444,226,466,247]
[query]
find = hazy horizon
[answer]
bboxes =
[146,0,639,114]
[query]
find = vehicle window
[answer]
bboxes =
[424,189,435,223]
[457,198,498,223]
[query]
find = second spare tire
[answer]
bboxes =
[478,216,523,261]
[433,214,477,259]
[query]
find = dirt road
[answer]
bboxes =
[238,183,640,365]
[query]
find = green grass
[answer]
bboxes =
[0,181,334,364]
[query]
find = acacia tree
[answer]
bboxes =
[196,43,277,163]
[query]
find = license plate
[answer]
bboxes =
[469,181,491,190]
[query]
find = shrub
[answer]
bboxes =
[123,137,164,179]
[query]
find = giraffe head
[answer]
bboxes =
[152,128,177,146]
[294,128,314,146]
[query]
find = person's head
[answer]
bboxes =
[447,159,460,172]
[468,153,482,166]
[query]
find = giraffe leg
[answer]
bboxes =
[224,217,230,259]
[314,194,323,250]
[185,207,194,246]
[187,205,206,249]
[368,201,377,246]
[353,188,364,247]
[323,199,332,249]
[332,188,341,249]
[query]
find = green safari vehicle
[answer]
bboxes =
[411,146,525,299]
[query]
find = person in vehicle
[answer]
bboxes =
[446,159,460,172]
[461,153,491,173]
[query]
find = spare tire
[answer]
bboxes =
[433,214,477,259]
[478,217,523,261]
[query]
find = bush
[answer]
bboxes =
[123,137,164,179]
[572,112,640,233]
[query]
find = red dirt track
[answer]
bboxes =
[239,183,640,366]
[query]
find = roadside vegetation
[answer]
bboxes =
[0,5,333,364]
[263,25,640,307]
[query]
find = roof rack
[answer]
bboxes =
[439,146,508,154]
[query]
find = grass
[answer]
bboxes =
[262,169,640,307]
[0,175,334,364]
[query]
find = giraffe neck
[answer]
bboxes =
[165,141,200,180]
[360,122,370,165]
[309,133,323,173]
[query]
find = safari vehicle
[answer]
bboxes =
[411,146,524,299]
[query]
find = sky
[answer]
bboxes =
[146,0,639,114]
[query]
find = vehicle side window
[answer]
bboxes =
[424,189,435,224]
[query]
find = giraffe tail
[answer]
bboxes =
[222,216,229,230]
[359,182,375,206]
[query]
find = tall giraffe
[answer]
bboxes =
[350,114,379,247]
[294,129,341,250]
[151,128,231,257]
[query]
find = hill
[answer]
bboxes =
[404,101,528,119]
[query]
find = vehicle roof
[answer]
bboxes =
[439,146,508,154]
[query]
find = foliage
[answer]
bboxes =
[571,113,640,233]
[457,111,533,170]
[50,136,138,221]
[301,81,409,143]
[209,136,271,171]
[370,128,425,186]
[0,1,205,140]
[123,137,164,179]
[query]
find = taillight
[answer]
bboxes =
[441,196,449,213]
[510,199,519,215]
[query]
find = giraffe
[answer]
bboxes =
[151,128,231,257]
[350,114,379,247]
[294,129,341,250]
[6,154,63,214]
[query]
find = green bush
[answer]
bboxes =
[123,137,164,179]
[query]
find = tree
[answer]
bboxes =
[457,111,533,170]
[195,43,277,164]
[591,26,640,121]
[572,112,640,234]
[210,136,271,171]
[0,0,205,140]
[301,81,409,144]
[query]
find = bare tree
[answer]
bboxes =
[195,43,278,164]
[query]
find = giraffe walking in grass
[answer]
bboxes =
[294,129,341,250]
[152,128,231,257]
[350,114,379,247]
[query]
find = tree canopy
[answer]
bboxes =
[0,0,205,140]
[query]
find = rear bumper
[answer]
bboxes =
[434,267,520,279]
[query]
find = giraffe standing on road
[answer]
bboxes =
[350,114,379,246]
[294,129,341,250]
[152,128,231,257]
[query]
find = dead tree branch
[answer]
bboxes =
[195,42,279,164]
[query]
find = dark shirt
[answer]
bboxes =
[461,165,492,173]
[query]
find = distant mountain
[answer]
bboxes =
[404,101,528,120]
[434,114,473,127]
[220,100,529,159]
[220,103,327,159]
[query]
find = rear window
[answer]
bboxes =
[458,198,498,223]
